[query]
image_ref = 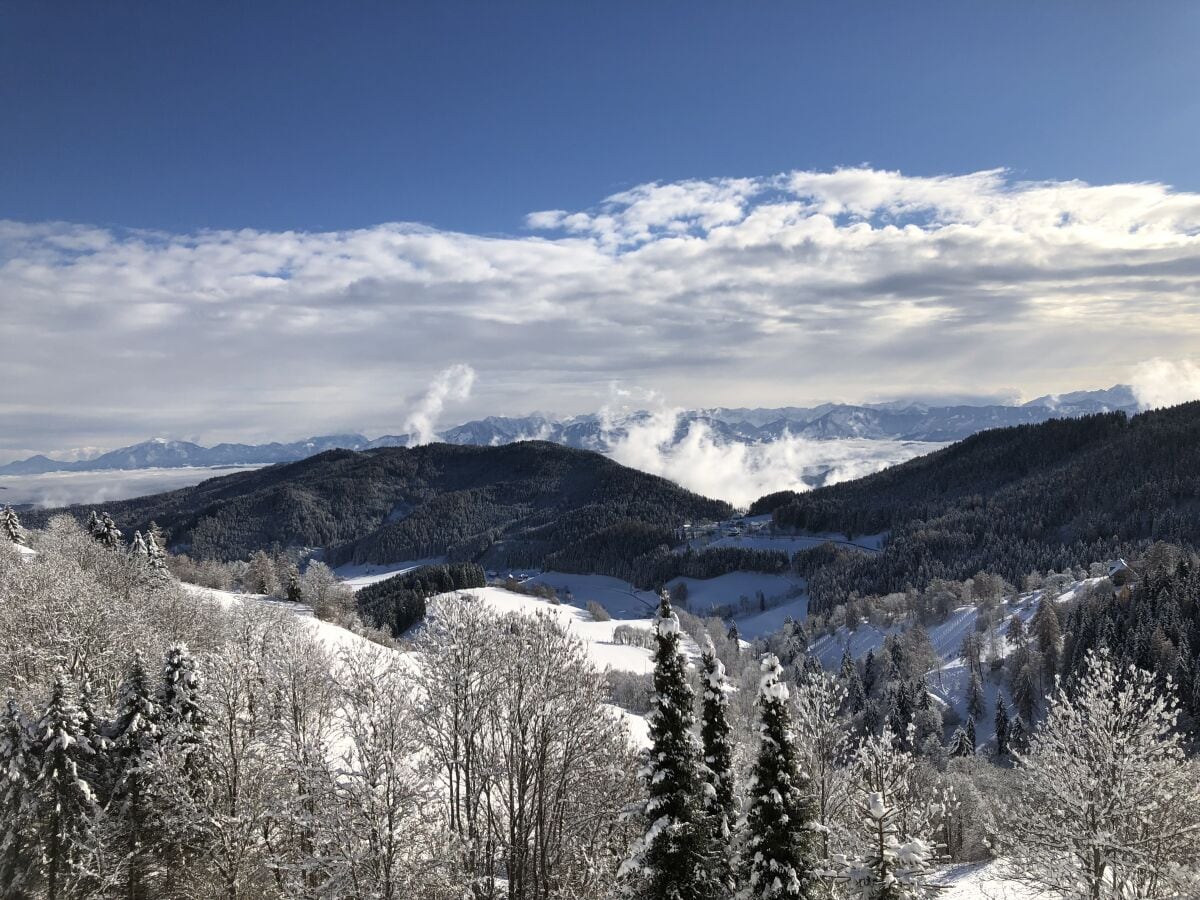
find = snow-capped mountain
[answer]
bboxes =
[0,385,1141,475]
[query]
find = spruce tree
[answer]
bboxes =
[620,591,713,900]
[1,506,25,546]
[742,654,819,900]
[965,716,977,754]
[966,670,985,721]
[131,530,149,559]
[994,699,1010,757]
[86,510,103,541]
[0,697,36,896]
[98,513,123,550]
[841,650,865,714]
[145,531,170,578]
[699,635,736,898]
[29,673,98,900]
[888,682,914,750]
[947,726,973,758]
[108,653,163,900]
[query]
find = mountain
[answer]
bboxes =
[1,385,1143,476]
[751,401,1200,613]
[32,442,732,573]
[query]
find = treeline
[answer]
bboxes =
[36,442,731,574]
[757,403,1200,611]
[356,562,486,636]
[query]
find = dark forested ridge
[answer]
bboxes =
[35,442,732,573]
[754,402,1200,611]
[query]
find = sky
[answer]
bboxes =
[3,2,1200,460]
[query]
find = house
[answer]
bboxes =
[1108,558,1136,600]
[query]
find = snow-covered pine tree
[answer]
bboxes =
[998,650,1200,898]
[0,696,36,896]
[792,669,849,864]
[834,729,941,900]
[741,654,819,900]
[86,510,103,540]
[1006,713,1030,754]
[1011,662,1039,723]
[131,531,148,559]
[965,670,985,721]
[946,726,973,758]
[98,513,122,550]
[144,531,170,577]
[699,635,737,898]
[840,651,865,715]
[107,652,163,900]
[155,644,214,883]
[993,699,1010,757]
[887,682,914,751]
[73,662,112,803]
[964,717,976,753]
[619,591,714,900]
[29,673,98,900]
[1,506,25,546]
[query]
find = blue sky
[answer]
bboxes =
[3,3,1200,458]
[3,2,1198,234]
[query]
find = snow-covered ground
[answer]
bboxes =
[936,861,1044,899]
[809,579,1103,744]
[447,586,703,675]
[180,581,653,746]
[335,558,447,590]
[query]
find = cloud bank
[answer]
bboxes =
[1131,358,1200,411]
[603,407,938,507]
[4,166,1200,458]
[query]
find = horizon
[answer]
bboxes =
[4,4,1200,459]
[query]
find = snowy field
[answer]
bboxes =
[335,557,448,590]
[179,580,653,746]
[0,465,265,507]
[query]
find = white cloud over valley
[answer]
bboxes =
[3,166,1200,458]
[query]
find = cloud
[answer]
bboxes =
[603,407,938,507]
[4,166,1200,456]
[1131,358,1200,410]
[404,363,476,445]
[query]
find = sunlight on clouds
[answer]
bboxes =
[3,165,1200,451]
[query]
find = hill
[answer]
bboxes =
[35,441,732,574]
[753,402,1200,611]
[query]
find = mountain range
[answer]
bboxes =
[1,385,1139,476]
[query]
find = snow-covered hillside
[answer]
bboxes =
[180,580,654,746]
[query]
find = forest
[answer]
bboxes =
[756,402,1200,612]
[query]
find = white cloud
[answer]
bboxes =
[3,166,1200,456]
[1131,358,1200,410]
[603,407,938,508]
[404,363,477,445]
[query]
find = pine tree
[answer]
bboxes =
[1004,615,1026,650]
[0,697,36,896]
[727,623,740,645]
[107,652,163,900]
[144,531,170,578]
[86,510,103,541]
[619,591,713,900]
[947,726,973,758]
[966,669,985,722]
[131,530,149,559]
[1011,662,1039,724]
[1,506,25,546]
[887,682,914,751]
[835,729,941,899]
[994,699,1010,757]
[741,654,819,900]
[699,635,737,898]
[840,651,865,714]
[156,645,214,879]
[97,513,122,550]
[29,673,98,900]
[965,716,976,753]
[1006,714,1030,754]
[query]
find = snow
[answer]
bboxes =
[519,571,659,618]
[335,558,447,591]
[936,861,1046,899]
[179,581,654,748]
[445,586,706,675]
[665,571,804,617]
